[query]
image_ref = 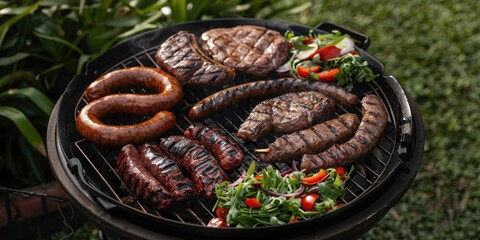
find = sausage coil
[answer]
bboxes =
[76,67,183,148]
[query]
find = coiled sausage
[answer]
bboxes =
[76,67,183,148]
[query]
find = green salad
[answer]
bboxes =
[209,162,353,228]
[279,30,378,91]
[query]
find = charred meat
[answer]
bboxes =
[237,91,335,142]
[301,95,388,172]
[155,31,235,88]
[117,144,173,210]
[159,136,228,199]
[139,143,196,201]
[257,113,360,163]
[184,125,243,172]
[200,25,289,77]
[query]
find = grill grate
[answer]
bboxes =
[67,45,401,227]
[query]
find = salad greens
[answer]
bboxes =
[282,30,378,91]
[212,162,353,227]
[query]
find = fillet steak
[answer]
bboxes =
[200,25,290,77]
[237,91,336,142]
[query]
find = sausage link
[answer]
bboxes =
[159,136,228,199]
[76,67,183,148]
[139,143,197,201]
[258,113,360,163]
[300,95,388,172]
[184,125,243,172]
[117,144,172,210]
[189,78,358,121]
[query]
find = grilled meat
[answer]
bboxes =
[139,143,196,201]
[237,91,335,142]
[200,25,289,77]
[301,95,388,172]
[184,125,243,172]
[257,114,360,163]
[155,31,235,88]
[117,144,173,210]
[159,136,228,199]
[189,78,358,121]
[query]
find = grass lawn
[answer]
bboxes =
[272,0,479,238]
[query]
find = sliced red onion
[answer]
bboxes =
[252,183,305,198]
[292,160,299,172]
[275,64,291,74]
[281,169,293,177]
[228,171,246,188]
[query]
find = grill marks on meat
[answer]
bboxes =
[139,143,196,201]
[200,25,289,77]
[184,126,243,172]
[117,144,173,210]
[159,136,228,199]
[189,78,358,121]
[301,95,388,172]
[155,31,235,88]
[237,91,335,142]
[258,114,360,163]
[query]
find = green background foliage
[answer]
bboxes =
[1,0,479,238]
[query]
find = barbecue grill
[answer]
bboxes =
[46,19,424,239]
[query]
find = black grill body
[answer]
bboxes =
[46,19,424,239]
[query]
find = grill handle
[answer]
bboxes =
[67,158,120,210]
[315,21,370,50]
[386,76,413,171]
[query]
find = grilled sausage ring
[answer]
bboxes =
[76,67,183,148]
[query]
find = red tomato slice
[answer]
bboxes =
[301,37,315,45]
[244,198,262,208]
[207,217,227,227]
[317,68,340,82]
[317,45,341,60]
[215,207,229,221]
[301,193,319,211]
[301,169,328,186]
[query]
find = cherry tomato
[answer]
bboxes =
[301,193,319,211]
[215,207,229,221]
[317,68,340,82]
[336,167,346,177]
[301,169,328,186]
[289,216,299,223]
[297,65,321,78]
[207,217,227,227]
[244,198,262,208]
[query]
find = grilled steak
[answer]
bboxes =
[184,125,243,172]
[159,136,228,199]
[257,113,360,163]
[200,25,289,77]
[139,143,196,201]
[237,91,335,142]
[117,144,173,210]
[155,31,235,88]
[301,95,388,172]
